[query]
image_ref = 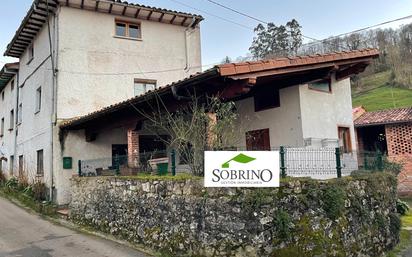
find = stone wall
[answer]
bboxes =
[70,173,399,257]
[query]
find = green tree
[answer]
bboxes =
[249,19,303,59]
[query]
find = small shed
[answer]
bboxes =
[354,107,412,194]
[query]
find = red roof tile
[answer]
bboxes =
[217,48,379,76]
[354,107,412,126]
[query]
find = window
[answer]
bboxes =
[9,110,14,130]
[0,118,4,136]
[338,127,352,153]
[18,155,24,175]
[35,87,41,113]
[254,86,280,112]
[28,44,34,63]
[115,21,141,39]
[10,79,14,91]
[9,155,14,175]
[246,129,271,151]
[134,79,157,96]
[37,150,44,175]
[1,91,4,101]
[308,79,331,93]
[17,103,22,124]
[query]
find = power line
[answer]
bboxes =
[169,0,254,30]
[55,62,221,76]
[302,14,412,48]
[201,0,346,49]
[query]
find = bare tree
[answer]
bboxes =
[137,94,245,176]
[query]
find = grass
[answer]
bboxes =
[352,71,412,111]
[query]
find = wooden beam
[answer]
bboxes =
[336,62,370,81]
[122,6,127,16]
[227,58,375,80]
[134,8,141,18]
[170,15,176,24]
[29,17,46,23]
[21,30,37,36]
[181,17,188,26]
[16,39,31,44]
[158,13,165,22]
[219,78,256,99]
[147,10,153,20]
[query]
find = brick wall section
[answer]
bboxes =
[385,123,412,195]
[127,129,139,169]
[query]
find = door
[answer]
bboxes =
[246,129,271,150]
[112,144,128,167]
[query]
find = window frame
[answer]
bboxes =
[9,155,14,175]
[17,103,22,125]
[134,78,157,96]
[0,117,4,137]
[18,155,24,175]
[27,44,34,64]
[35,86,42,114]
[114,20,142,40]
[9,109,14,131]
[37,150,44,176]
[308,78,332,93]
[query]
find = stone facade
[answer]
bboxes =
[70,174,399,257]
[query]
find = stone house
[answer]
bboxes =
[58,49,379,202]
[0,0,202,204]
[354,107,412,194]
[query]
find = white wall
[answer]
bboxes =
[299,76,357,150]
[56,126,127,203]
[56,6,202,120]
[0,77,17,178]
[235,85,304,148]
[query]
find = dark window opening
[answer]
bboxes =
[246,128,271,151]
[254,86,280,112]
[308,79,332,93]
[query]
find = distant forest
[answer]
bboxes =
[241,21,412,89]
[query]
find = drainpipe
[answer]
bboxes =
[9,68,19,176]
[184,17,197,72]
[44,0,58,202]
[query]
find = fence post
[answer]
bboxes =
[335,147,342,178]
[171,149,176,176]
[114,156,120,176]
[78,160,82,177]
[376,150,383,171]
[280,146,287,178]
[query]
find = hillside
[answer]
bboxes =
[352,71,412,112]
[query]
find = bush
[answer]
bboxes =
[384,159,404,176]
[397,199,410,216]
[5,177,18,189]
[32,180,47,201]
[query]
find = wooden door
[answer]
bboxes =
[246,129,271,150]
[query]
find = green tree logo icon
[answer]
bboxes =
[222,153,256,168]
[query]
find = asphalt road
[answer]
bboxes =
[0,197,150,257]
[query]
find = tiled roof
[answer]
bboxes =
[5,0,203,57]
[60,68,219,128]
[355,107,412,127]
[61,48,379,129]
[218,48,379,76]
[0,63,19,91]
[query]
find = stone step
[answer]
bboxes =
[57,209,69,219]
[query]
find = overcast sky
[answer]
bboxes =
[1,0,412,67]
